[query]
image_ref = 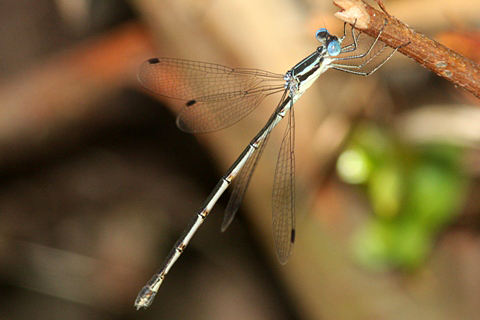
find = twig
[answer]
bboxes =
[333,0,480,99]
[373,0,390,18]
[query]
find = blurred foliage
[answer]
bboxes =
[337,122,468,270]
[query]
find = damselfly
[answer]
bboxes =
[135,22,398,309]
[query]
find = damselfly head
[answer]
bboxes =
[327,39,341,56]
[315,28,329,43]
[316,28,341,56]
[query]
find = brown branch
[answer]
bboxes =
[333,0,480,99]
[0,22,154,167]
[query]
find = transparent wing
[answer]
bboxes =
[272,105,295,264]
[139,58,285,133]
[221,90,289,232]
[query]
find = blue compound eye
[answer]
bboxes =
[327,40,341,56]
[316,28,328,42]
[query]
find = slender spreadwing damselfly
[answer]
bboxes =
[135,21,399,309]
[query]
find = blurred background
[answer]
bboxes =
[0,0,479,319]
